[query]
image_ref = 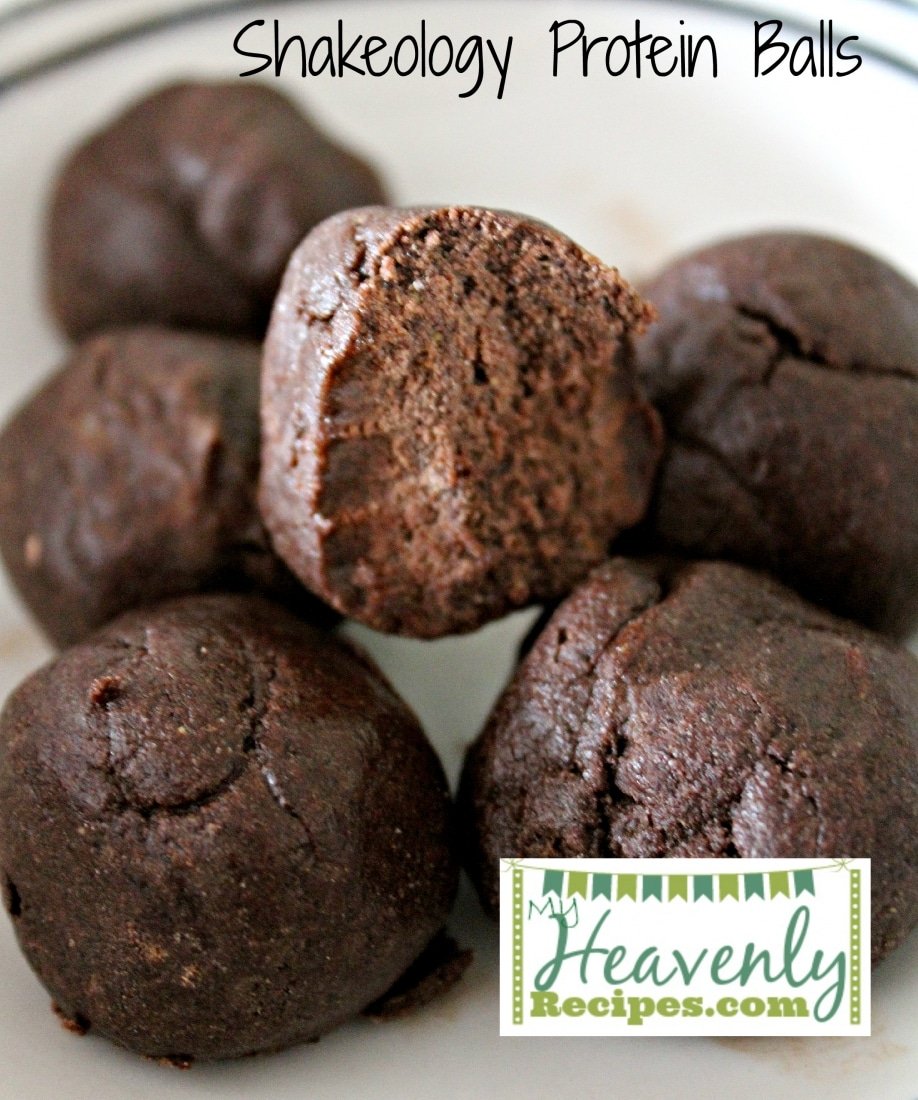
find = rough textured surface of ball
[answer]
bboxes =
[47,81,386,339]
[0,594,457,1061]
[634,231,918,637]
[460,558,918,963]
[260,205,663,637]
[0,327,332,647]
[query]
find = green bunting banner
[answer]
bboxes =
[542,866,816,902]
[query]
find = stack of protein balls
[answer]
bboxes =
[0,80,915,1065]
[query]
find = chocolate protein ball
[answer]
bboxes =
[0,594,457,1061]
[633,232,918,637]
[47,81,386,340]
[460,558,918,963]
[0,327,327,646]
[259,205,663,637]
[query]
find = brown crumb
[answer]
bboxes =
[52,1001,90,1035]
[154,1055,194,1070]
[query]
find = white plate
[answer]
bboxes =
[0,2,916,1097]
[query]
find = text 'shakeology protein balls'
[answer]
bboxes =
[460,558,918,963]
[634,232,918,638]
[259,205,663,637]
[0,594,458,1061]
[46,81,386,340]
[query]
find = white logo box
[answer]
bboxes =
[499,857,870,1036]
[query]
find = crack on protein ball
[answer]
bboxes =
[733,303,825,385]
[597,744,640,858]
[348,237,370,287]
[472,328,489,386]
[765,741,793,776]
[2,873,21,917]
[232,632,316,855]
[542,568,666,674]
[758,732,827,848]
[590,695,644,855]
[801,784,825,849]
[536,583,669,852]
[733,303,918,383]
[577,590,664,704]
[133,758,252,820]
